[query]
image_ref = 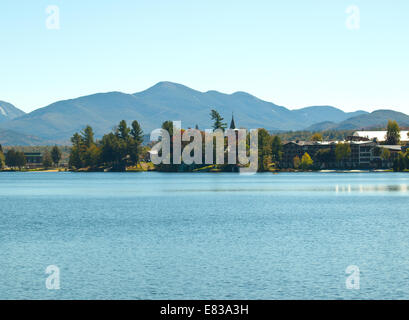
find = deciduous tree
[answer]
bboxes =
[386,120,400,145]
[311,133,323,142]
[300,152,313,170]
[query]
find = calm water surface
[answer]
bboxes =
[1,172,409,299]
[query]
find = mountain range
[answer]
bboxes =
[0,81,408,145]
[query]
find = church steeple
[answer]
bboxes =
[230,113,236,129]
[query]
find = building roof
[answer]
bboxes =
[378,145,402,151]
[24,152,42,156]
[350,140,377,145]
[353,131,409,142]
[284,140,377,147]
[284,141,338,146]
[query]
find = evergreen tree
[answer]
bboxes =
[11,151,26,170]
[257,128,272,171]
[100,132,119,166]
[129,120,143,165]
[161,120,174,136]
[117,120,130,140]
[81,125,95,148]
[69,148,81,169]
[210,110,227,131]
[130,120,144,145]
[5,149,17,168]
[101,124,128,170]
[69,132,84,169]
[51,146,62,166]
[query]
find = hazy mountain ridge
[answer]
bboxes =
[306,110,409,131]
[0,129,46,146]
[0,82,406,145]
[293,106,367,125]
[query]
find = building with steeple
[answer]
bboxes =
[230,113,236,130]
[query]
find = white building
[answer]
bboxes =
[352,131,409,142]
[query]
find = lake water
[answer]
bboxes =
[1,172,409,300]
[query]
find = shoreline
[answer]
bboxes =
[0,169,398,173]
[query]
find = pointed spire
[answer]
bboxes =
[230,112,236,130]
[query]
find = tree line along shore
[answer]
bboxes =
[1,110,409,173]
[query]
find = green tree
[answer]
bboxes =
[42,150,53,169]
[5,149,17,168]
[311,133,323,142]
[315,148,333,167]
[8,150,26,170]
[131,120,144,145]
[117,120,130,140]
[81,125,95,148]
[335,143,351,165]
[257,128,272,171]
[68,121,148,171]
[100,132,119,165]
[300,152,313,170]
[271,135,283,163]
[71,132,83,148]
[100,129,128,170]
[51,146,62,166]
[393,151,407,172]
[210,110,227,131]
[69,133,84,169]
[385,120,400,145]
[69,126,103,169]
[83,144,101,168]
[161,120,174,136]
[129,120,144,165]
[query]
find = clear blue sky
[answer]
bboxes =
[0,0,408,113]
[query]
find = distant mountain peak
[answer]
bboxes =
[138,81,198,95]
[231,91,257,99]
[0,100,25,124]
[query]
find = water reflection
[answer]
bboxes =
[335,184,409,193]
[168,184,409,194]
